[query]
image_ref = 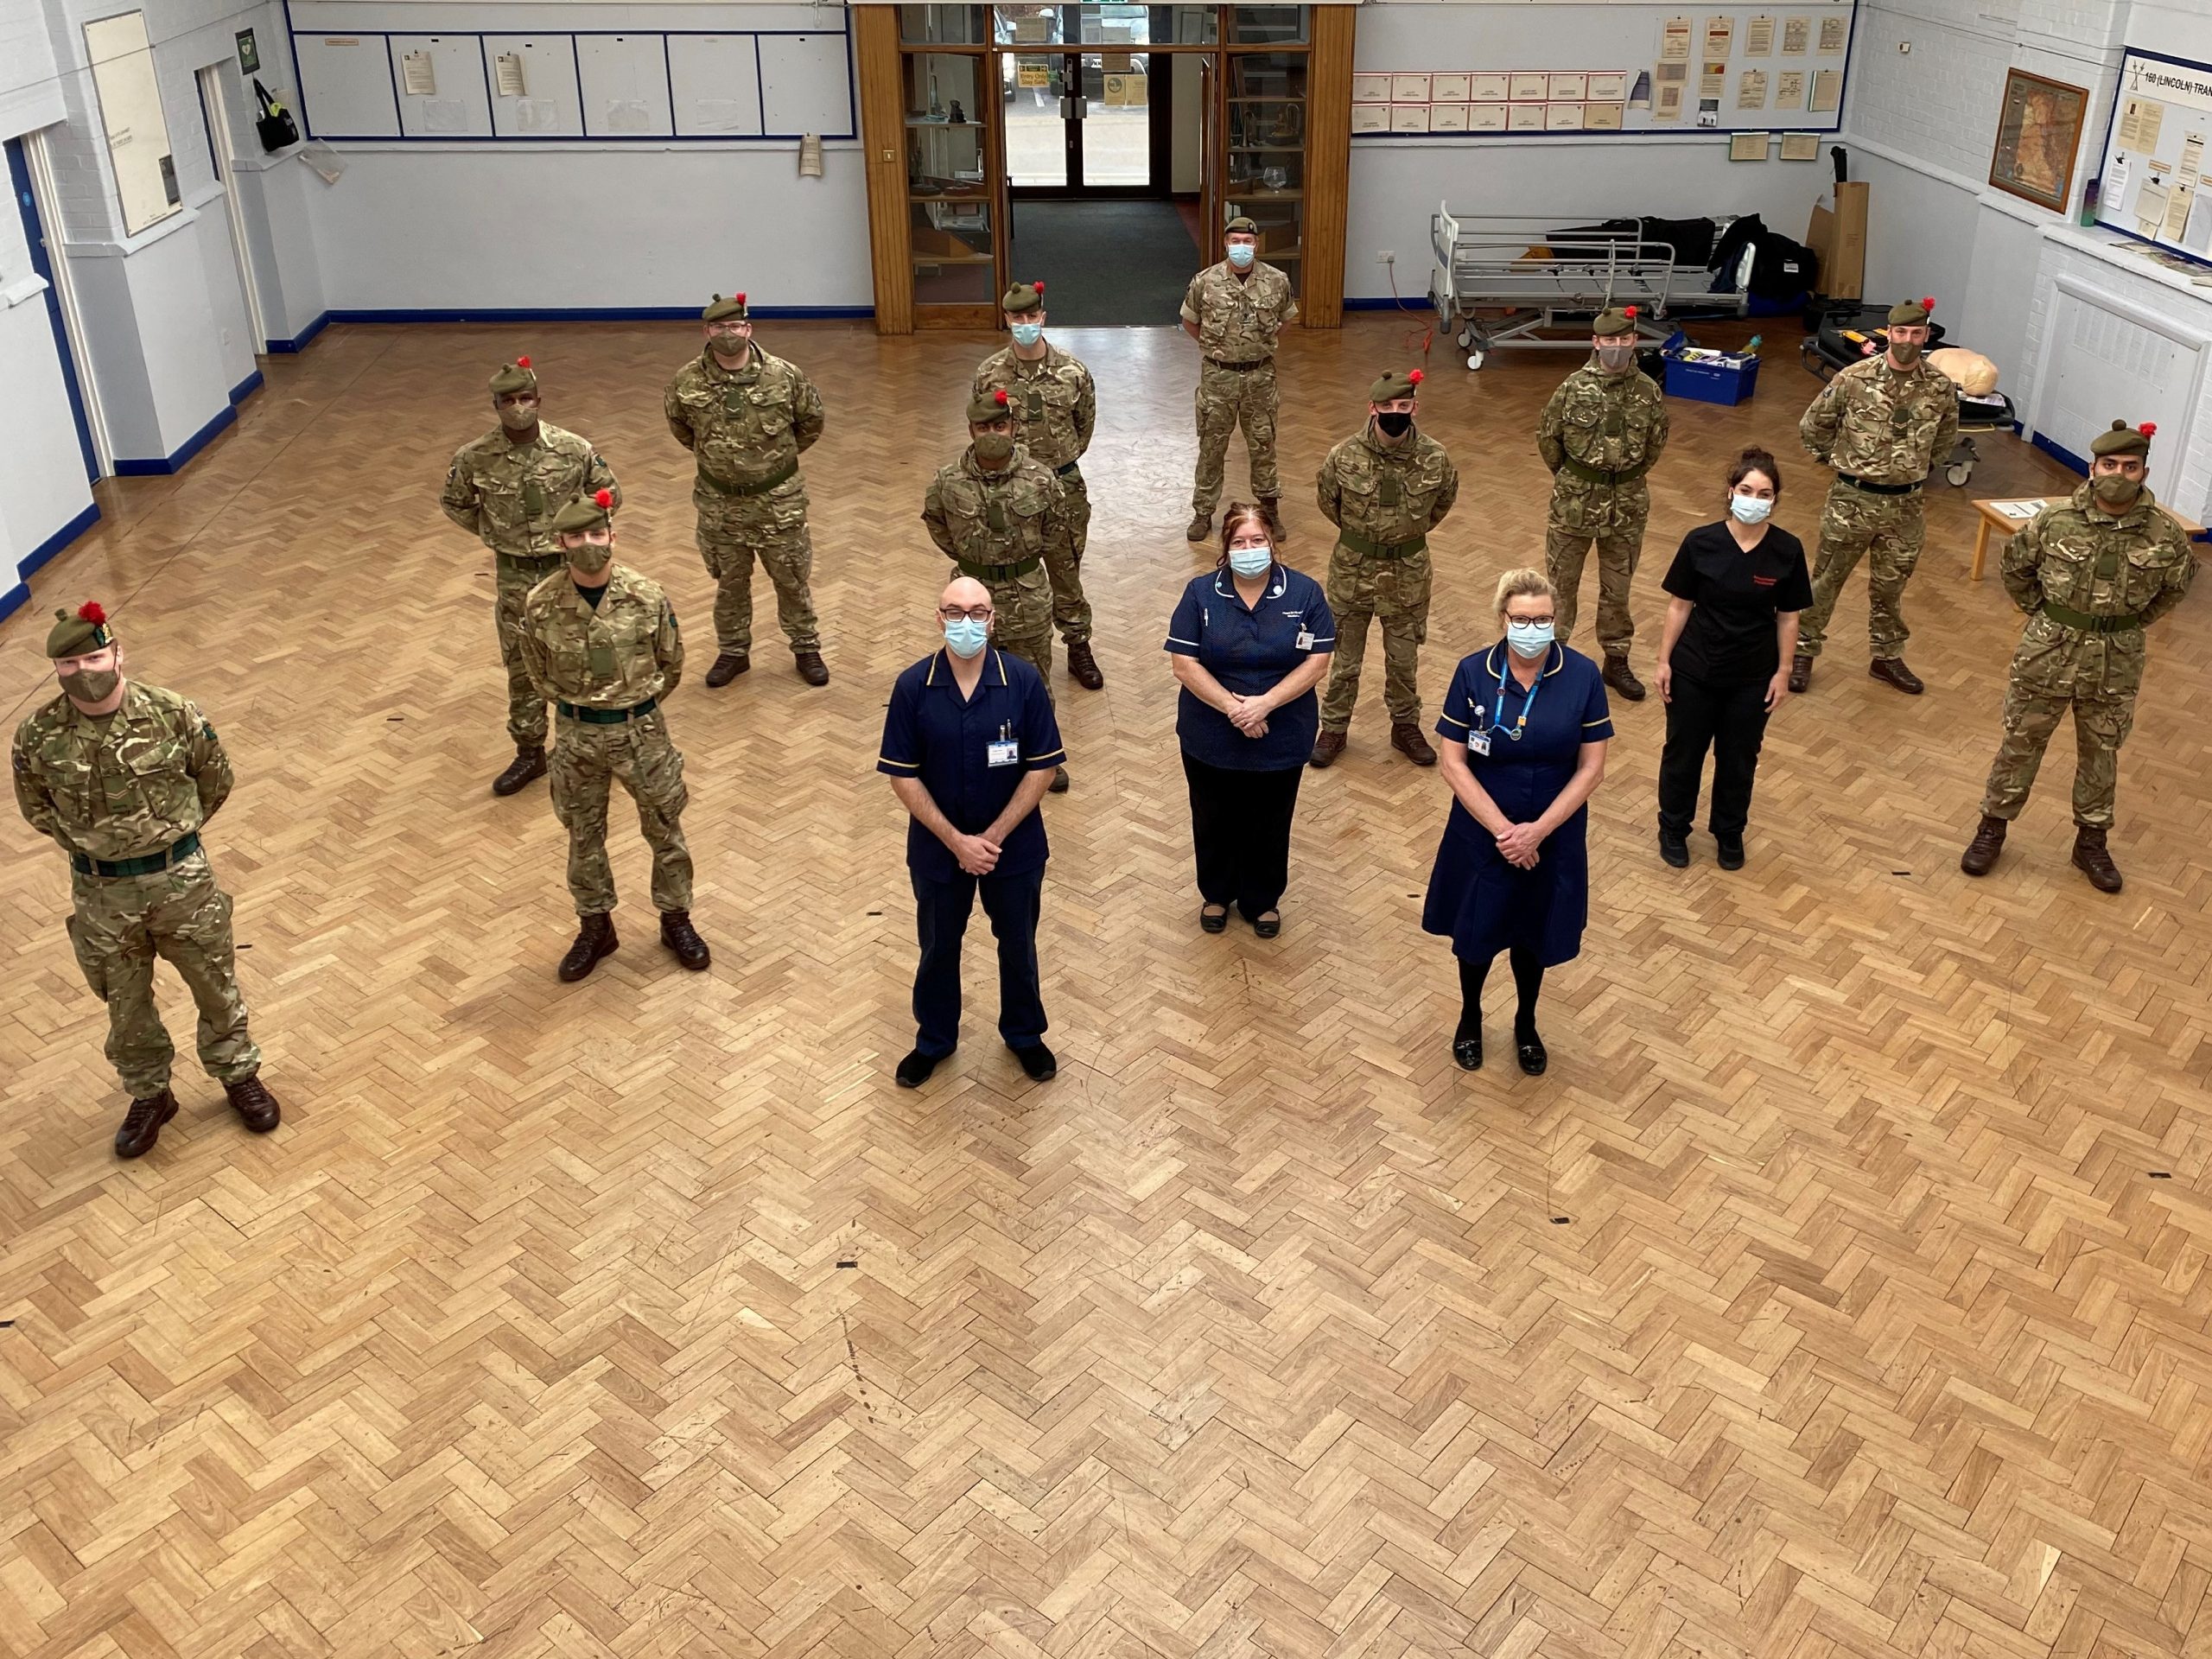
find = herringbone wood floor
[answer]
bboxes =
[3,315,2209,1659]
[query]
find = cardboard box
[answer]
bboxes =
[1806,179,1868,300]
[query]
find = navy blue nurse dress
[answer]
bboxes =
[1421,641,1613,967]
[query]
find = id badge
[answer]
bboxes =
[987,739,1020,768]
[1296,629,1315,651]
[1468,730,1491,757]
[588,645,618,679]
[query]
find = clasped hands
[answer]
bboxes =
[950,832,1003,876]
[1494,820,1546,869]
[1225,692,1272,738]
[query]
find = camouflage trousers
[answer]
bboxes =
[1979,682,2136,830]
[1545,522,1646,652]
[495,558,563,745]
[1044,469,1094,645]
[64,853,260,1100]
[1798,484,1925,660]
[1192,360,1281,516]
[695,478,820,655]
[550,710,694,916]
[1320,543,1432,729]
[966,562,1057,696]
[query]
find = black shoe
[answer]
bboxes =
[1199,904,1229,933]
[491,743,547,797]
[114,1087,178,1158]
[704,650,751,688]
[659,909,711,970]
[1715,832,1745,870]
[1658,827,1690,868]
[1452,1033,1484,1071]
[1011,1042,1058,1081]
[794,650,830,687]
[1516,1030,1548,1076]
[895,1047,945,1088]
[1245,906,1281,938]
[558,912,617,982]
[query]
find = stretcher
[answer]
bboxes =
[1798,302,2017,486]
[1427,205,1751,371]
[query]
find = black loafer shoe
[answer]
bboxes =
[1658,828,1690,868]
[1715,833,1745,870]
[1199,905,1229,933]
[895,1048,946,1088]
[1516,1033,1548,1077]
[1452,1035,1484,1071]
[1011,1042,1058,1081]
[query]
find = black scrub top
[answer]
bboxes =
[1661,521,1815,685]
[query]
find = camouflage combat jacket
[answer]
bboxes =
[664,343,825,491]
[521,564,685,709]
[972,343,1096,473]
[440,423,619,561]
[1537,361,1669,486]
[2000,483,2196,696]
[13,682,231,860]
[1180,262,1299,363]
[923,447,1066,569]
[1316,428,1459,550]
[1800,356,1960,485]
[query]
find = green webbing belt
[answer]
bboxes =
[556,696,660,724]
[1337,530,1428,559]
[957,556,1041,581]
[2042,602,2140,634]
[71,831,201,879]
[1560,454,1654,486]
[695,457,799,497]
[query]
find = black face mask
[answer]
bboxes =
[1375,411,1414,438]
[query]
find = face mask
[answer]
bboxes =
[1597,345,1637,373]
[1228,545,1274,578]
[944,618,989,658]
[1010,321,1044,348]
[1730,493,1774,524]
[2093,474,2143,509]
[1226,244,1255,270]
[1506,620,1554,659]
[1888,340,1923,366]
[565,538,612,575]
[974,433,1015,465]
[498,401,538,431]
[709,331,750,359]
[1375,410,1414,438]
[60,666,120,702]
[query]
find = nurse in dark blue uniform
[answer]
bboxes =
[880,576,1066,1090]
[1165,502,1335,935]
[1423,569,1613,1075]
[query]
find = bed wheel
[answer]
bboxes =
[1466,348,1487,372]
[1455,327,1473,348]
[1946,461,1973,487]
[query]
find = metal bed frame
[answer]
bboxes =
[1427,203,1750,370]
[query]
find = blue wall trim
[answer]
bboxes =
[268,311,332,353]
[0,500,105,625]
[230,369,264,404]
[113,402,238,476]
[2031,432,2088,476]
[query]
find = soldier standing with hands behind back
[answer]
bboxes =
[1183,215,1299,545]
[1792,296,1959,696]
[1959,420,2195,893]
[1537,305,1669,702]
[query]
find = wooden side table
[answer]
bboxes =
[1968,498,2207,582]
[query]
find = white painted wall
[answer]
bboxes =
[0,0,67,137]
[0,160,97,604]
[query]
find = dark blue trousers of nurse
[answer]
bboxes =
[911,868,1046,1057]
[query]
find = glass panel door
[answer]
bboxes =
[1223,48,1305,296]
[905,48,1001,309]
[1080,49,1151,185]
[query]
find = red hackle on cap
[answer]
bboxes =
[1920,296,1936,313]
[78,601,107,626]
[1624,305,1638,319]
[1408,369,1424,385]
[2140,423,2157,437]
[1033,280,1044,292]
[735,292,747,304]
[516,355,531,368]
[995,389,1009,405]
[594,488,613,510]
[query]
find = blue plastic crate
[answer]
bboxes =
[1664,352,1761,405]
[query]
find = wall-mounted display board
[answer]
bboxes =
[1352,0,1853,138]
[2092,48,2212,264]
[284,1,855,141]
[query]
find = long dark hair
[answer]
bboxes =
[1728,446,1783,496]
[1216,500,1274,570]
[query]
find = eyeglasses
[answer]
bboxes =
[1506,613,1556,627]
[938,606,994,623]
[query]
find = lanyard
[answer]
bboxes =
[1491,652,1541,740]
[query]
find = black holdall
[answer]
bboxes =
[254,79,298,151]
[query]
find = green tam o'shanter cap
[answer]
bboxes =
[968,387,1013,424]
[489,356,537,396]
[1886,295,1935,327]
[1224,215,1258,236]
[702,292,749,322]
[46,601,112,658]
[1001,279,1046,314]
[551,488,616,535]
[1592,305,1640,336]
[2089,419,2155,459]
[1369,368,1424,403]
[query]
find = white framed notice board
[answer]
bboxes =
[2092,48,2212,265]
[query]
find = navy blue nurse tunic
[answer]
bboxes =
[1421,641,1613,966]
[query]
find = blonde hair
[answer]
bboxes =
[1493,568,1555,614]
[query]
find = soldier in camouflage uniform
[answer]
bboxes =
[664,292,830,688]
[520,491,711,982]
[440,356,620,796]
[1793,296,1960,696]
[12,602,283,1158]
[1310,369,1460,769]
[973,279,1104,692]
[1182,215,1299,544]
[923,388,1071,791]
[1537,305,1669,702]
[1960,420,2196,893]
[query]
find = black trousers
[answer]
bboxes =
[1658,672,1772,836]
[912,866,1046,1058]
[1182,752,1304,915]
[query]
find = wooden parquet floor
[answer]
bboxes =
[3,314,2209,1659]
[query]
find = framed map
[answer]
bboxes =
[1989,68,2087,212]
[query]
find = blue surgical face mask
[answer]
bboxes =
[944,618,988,658]
[1730,493,1774,524]
[1226,244,1255,270]
[1228,545,1273,578]
[1506,620,1554,659]
[1010,321,1044,348]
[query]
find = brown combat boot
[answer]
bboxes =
[114,1087,177,1159]
[1867,658,1925,696]
[1065,640,1105,690]
[794,650,830,687]
[1258,495,1287,546]
[2072,825,2123,893]
[1185,512,1211,543]
[1602,652,1647,702]
[559,912,618,982]
[1960,814,2007,876]
[1392,721,1437,766]
[659,910,711,969]
[491,743,547,797]
[704,650,750,688]
[1308,729,1346,769]
[1788,653,1813,694]
[224,1072,282,1133]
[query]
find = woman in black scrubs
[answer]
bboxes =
[1423,569,1612,1074]
[1652,448,1813,869]
[1165,502,1335,936]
